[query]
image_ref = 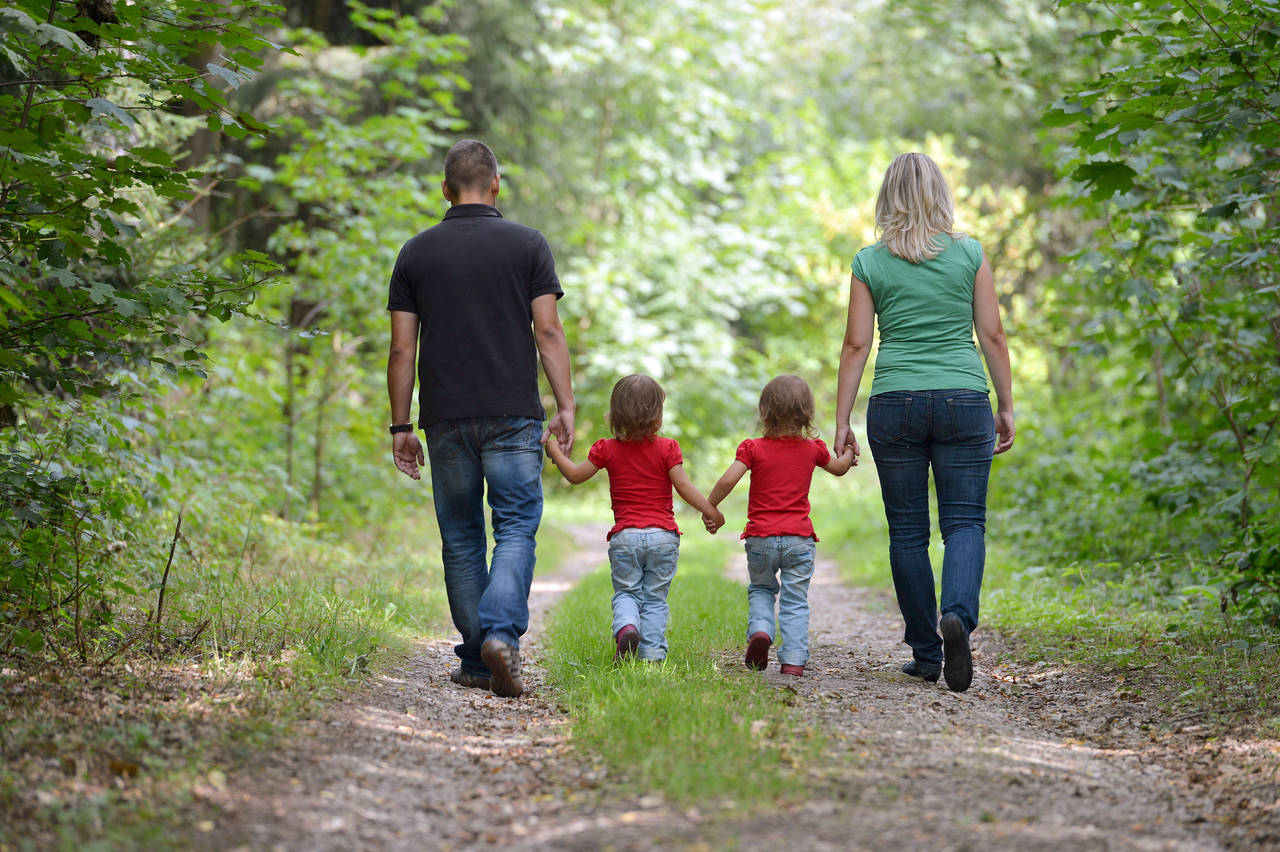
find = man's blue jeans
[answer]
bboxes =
[608,527,680,661]
[867,390,995,668]
[424,416,544,678]
[745,535,817,666]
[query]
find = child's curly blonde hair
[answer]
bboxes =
[759,375,817,439]
[607,374,665,441]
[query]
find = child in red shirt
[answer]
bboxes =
[545,375,724,662]
[707,375,855,676]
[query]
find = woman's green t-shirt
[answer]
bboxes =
[851,236,989,397]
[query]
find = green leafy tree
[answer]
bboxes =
[1038,0,1280,616]
[0,0,281,658]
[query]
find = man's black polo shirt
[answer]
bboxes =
[386,204,563,429]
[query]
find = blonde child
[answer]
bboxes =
[545,375,724,661]
[706,375,855,676]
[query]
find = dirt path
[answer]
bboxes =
[686,554,1280,851]
[205,526,612,850]
[202,538,1279,851]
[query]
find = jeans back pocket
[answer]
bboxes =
[867,394,913,446]
[944,396,995,445]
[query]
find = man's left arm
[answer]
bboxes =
[388,310,424,480]
[531,293,575,454]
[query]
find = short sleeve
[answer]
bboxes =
[735,439,755,468]
[961,237,984,274]
[528,231,563,301]
[812,438,831,466]
[663,438,684,470]
[851,247,870,282]
[386,244,417,313]
[587,439,611,469]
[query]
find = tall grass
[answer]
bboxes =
[542,530,822,804]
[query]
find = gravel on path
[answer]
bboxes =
[204,535,1280,851]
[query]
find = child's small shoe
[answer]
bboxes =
[614,625,640,661]
[779,664,804,677]
[745,632,771,670]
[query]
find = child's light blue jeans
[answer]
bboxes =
[745,535,817,666]
[608,527,680,660]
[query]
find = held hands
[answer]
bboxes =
[392,431,425,480]
[833,422,861,466]
[543,409,575,455]
[702,507,725,535]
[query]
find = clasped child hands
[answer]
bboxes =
[702,509,725,534]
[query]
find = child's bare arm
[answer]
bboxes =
[544,436,599,484]
[707,460,748,506]
[823,445,856,476]
[669,464,718,516]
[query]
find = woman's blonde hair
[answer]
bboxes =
[759,375,817,439]
[874,152,957,263]
[607,374,665,441]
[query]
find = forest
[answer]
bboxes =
[1,0,1278,848]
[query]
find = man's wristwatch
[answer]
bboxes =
[389,423,414,435]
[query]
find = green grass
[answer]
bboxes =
[810,469,1280,725]
[542,530,822,805]
[0,504,456,852]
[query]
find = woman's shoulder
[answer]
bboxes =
[945,233,983,265]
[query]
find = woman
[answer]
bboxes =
[834,152,1015,693]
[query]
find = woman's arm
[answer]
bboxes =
[972,257,1015,454]
[835,273,875,459]
[544,436,599,483]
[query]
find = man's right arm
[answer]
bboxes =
[531,293,575,453]
[388,310,424,479]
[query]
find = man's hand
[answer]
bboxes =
[544,409,575,454]
[393,431,425,480]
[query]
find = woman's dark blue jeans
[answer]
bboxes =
[867,390,995,668]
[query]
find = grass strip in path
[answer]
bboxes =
[541,532,822,805]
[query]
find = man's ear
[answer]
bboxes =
[490,173,501,199]
[441,179,454,203]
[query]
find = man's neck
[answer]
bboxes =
[451,195,496,206]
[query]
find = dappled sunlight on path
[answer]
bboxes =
[193,532,1277,851]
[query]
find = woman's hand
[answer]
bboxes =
[834,422,861,463]
[994,410,1015,455]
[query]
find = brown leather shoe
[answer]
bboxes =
[450,667,491,691]
[480,638,524,698]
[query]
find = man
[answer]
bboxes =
[386,139,574,699]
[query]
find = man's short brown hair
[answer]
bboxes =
[444,139,499,196]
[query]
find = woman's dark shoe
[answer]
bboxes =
[779,663,804,677]
[745,631,772,670]
[901,660,941,683]
[614,625,640,661]
[940,613,972,692]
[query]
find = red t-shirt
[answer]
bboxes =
[736,437,831,540]
[588,436,684,540]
